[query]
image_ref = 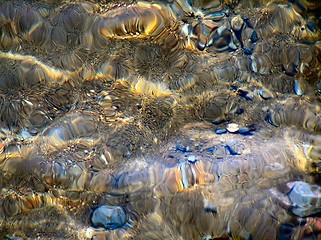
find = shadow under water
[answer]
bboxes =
[0,0,321,239]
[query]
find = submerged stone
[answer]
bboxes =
[91,205,126,230]
[226,123,239,133]
[238,127,254,135]
[294,80,304,96]
[288,181,321,217]
[215,128,227,134]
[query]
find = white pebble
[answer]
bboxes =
[227,123,239,133]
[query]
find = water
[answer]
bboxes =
[0,0,321,239]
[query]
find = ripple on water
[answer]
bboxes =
[1,0,321,239]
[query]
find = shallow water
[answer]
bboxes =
[0,0,321,239]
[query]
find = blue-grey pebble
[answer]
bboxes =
[91,205,126,230]
[215,128,227,134]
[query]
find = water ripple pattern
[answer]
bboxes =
[0,0,321,239]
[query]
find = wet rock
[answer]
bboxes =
[91,205,126,230]
[211,26,234,51]
[265,112,279,127]
[294,80,304,96]
[238,89,253,100]
[225,140,241,155]
[212,119,225,125]
[187,155,196,163]
[238,127,254,136]
[243,47,252,55]
[250,30,258,43]
[215,128,227,134]
[288,181,321,217]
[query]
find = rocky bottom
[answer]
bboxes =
[0,0,321,239]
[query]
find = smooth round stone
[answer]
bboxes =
[226,123,239,133]
[91,205,126,230]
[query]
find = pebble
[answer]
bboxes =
[238,89,253,100]
[212,119,225,125]
[91,205,126,230]
[225,140,241,155]
[294,80,304,96]
[226,123,239,133]
[238,127,254,135]
[215,128,227,134]
[250,30,258,42]
[258,89,272,100]
[243,47,253,55]
[187,155,196,163]
[265,112,279,127]
[231,15,244,31]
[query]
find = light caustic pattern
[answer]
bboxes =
[0,0,321,239]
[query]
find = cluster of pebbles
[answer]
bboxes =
[0,0,321,239]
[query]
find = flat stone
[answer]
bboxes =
[91,205,126,230]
